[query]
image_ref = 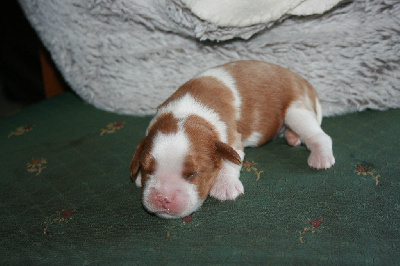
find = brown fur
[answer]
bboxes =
[131,60,320,200]
[148,112,179,135]
[224,60,318,145]
[130,113,180,185]
[159,77,241,147]
[130,111,242,196]
[183,115,241,199]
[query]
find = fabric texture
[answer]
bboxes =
[181,0,343,27]
[17,0,400,117]
[1,92,400,264]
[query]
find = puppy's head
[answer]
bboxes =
[130,114,241,219]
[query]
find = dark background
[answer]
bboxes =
[0,1,45,116]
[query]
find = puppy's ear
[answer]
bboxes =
[130,138,147,184]
[215,141,242,166]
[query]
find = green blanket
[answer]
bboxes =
[1,93,399,264]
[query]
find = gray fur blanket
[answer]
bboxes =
[18,0,400,116]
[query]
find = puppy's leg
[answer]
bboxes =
[284,128,302,146]
[285,106,335,169]
[210,149,244,201]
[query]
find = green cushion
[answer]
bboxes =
[1,92,399,264]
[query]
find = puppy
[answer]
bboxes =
[130,60,335,219]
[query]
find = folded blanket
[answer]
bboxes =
[181,0,343,27]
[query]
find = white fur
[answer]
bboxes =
[210,149,245,201]
[143,175,203,219]
[285,103,323,139]
[285,104,335,169]
[136,64,335,218]
[151,129,189,176]
[242,131,262,147]
[196,67,242,120]
[157,93,228,143]
[146,89,248,205]
[315,98,323,125]
[135,172,142,187]
[142,124,204,218]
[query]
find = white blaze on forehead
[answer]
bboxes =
[151,128,189,173]
[196,66,242,120]
[143,124,204,217]
[157,93,228,143]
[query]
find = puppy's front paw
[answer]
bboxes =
[308,151,335,169]
[210,176,244,201]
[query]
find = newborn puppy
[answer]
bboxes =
[130,60,335,219]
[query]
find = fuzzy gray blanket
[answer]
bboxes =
[18,0,400,116]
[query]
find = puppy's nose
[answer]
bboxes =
[149,189,175,210]
[154,194,173,210]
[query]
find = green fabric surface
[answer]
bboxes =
[1,92,399,264]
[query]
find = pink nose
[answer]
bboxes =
[149,188,177,210]
[148,188,188,215]
[153,194,174,210]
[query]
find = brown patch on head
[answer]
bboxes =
[130,112,179,186]
[159,76,239,147]
[130,137,147,180]
[148,112,179,135]
[182,115,224,200]
[130,137,155,187]
[140,153,156,176]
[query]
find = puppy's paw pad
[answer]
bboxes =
[308,152,335,169]
[210,177,244,201]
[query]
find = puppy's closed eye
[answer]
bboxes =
[184,172,198,179]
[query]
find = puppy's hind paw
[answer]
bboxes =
[210,177,244,201]
[285,128,302,146]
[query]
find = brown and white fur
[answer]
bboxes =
[130,60,335,219]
